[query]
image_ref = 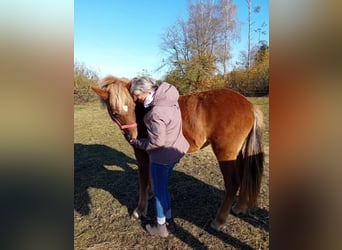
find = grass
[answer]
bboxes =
[74,97,269,249]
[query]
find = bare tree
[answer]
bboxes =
[246,0,252,69]
[245,0,266,69]
[160,18,191,75]
[186,1,219,58]
[254,22,267,43]
[217,0,239,75]
[160,0,238,88]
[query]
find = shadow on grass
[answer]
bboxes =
[232,207,269,232]
[74,143,137,216]
[74,143,268,249]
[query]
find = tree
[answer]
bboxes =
[245,0,252,69]
[74,61,99,104]
[74,61,99,88]
[160,0,238,93]
[250,43,269,95]
[227,43,268,96]
[245,0,267,69]
[216,0,239,75]
[136,69,152,78]
[254,22,267,44]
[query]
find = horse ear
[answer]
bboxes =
[91,86,109,100]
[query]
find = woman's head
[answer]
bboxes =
[130,76,158,102]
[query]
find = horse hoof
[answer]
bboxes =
[231,206,240,216]
[209,221,221,232]
[231,204,248,216]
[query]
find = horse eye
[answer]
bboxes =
[113,112,120,118]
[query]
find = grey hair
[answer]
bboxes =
[130,76,159,95]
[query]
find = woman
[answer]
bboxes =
[129,76,189,237]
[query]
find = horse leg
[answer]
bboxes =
[231,151,249,215]
[210,160,240,230]
[132,148,150,219]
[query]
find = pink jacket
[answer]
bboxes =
[134,82,189,164]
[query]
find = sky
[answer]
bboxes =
[74,0,269,80]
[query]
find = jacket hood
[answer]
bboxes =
[152,82,179,107]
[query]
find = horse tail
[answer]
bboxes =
[239,105,264,210]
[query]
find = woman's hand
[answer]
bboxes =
[129,138,139,147]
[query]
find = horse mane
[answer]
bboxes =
[97,75,129,88]
[97,75,132,113]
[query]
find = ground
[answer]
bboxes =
[74,97,269,249]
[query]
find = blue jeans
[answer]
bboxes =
[150,161,177,224]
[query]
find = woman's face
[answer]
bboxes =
[132,91,151,103]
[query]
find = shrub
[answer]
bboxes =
[74,61,99,104]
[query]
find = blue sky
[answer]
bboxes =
[74,0,269,80]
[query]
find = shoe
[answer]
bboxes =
[145,223,169,237]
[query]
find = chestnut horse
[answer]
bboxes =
[91,76,264,230]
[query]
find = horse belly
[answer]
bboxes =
[181,115,208,153]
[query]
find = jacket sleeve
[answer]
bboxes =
[135,115,166,151]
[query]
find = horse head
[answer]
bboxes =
[91,76,138,141]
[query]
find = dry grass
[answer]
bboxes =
[74,97,269,249]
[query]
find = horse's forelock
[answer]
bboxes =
[96,75,132,109]
[108,80,133,114]
[97,75,128,88]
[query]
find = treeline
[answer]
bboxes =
[226,43,269,96]
[164,43,269,96]
[74,61,99,104]
[160,0,268,96]
[74,44,268,104]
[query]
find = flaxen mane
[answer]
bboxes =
[97,76,131,114]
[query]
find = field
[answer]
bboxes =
[74,97,269,249]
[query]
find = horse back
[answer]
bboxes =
[178,89,254,153]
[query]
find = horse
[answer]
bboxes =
[91,75,264,230]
